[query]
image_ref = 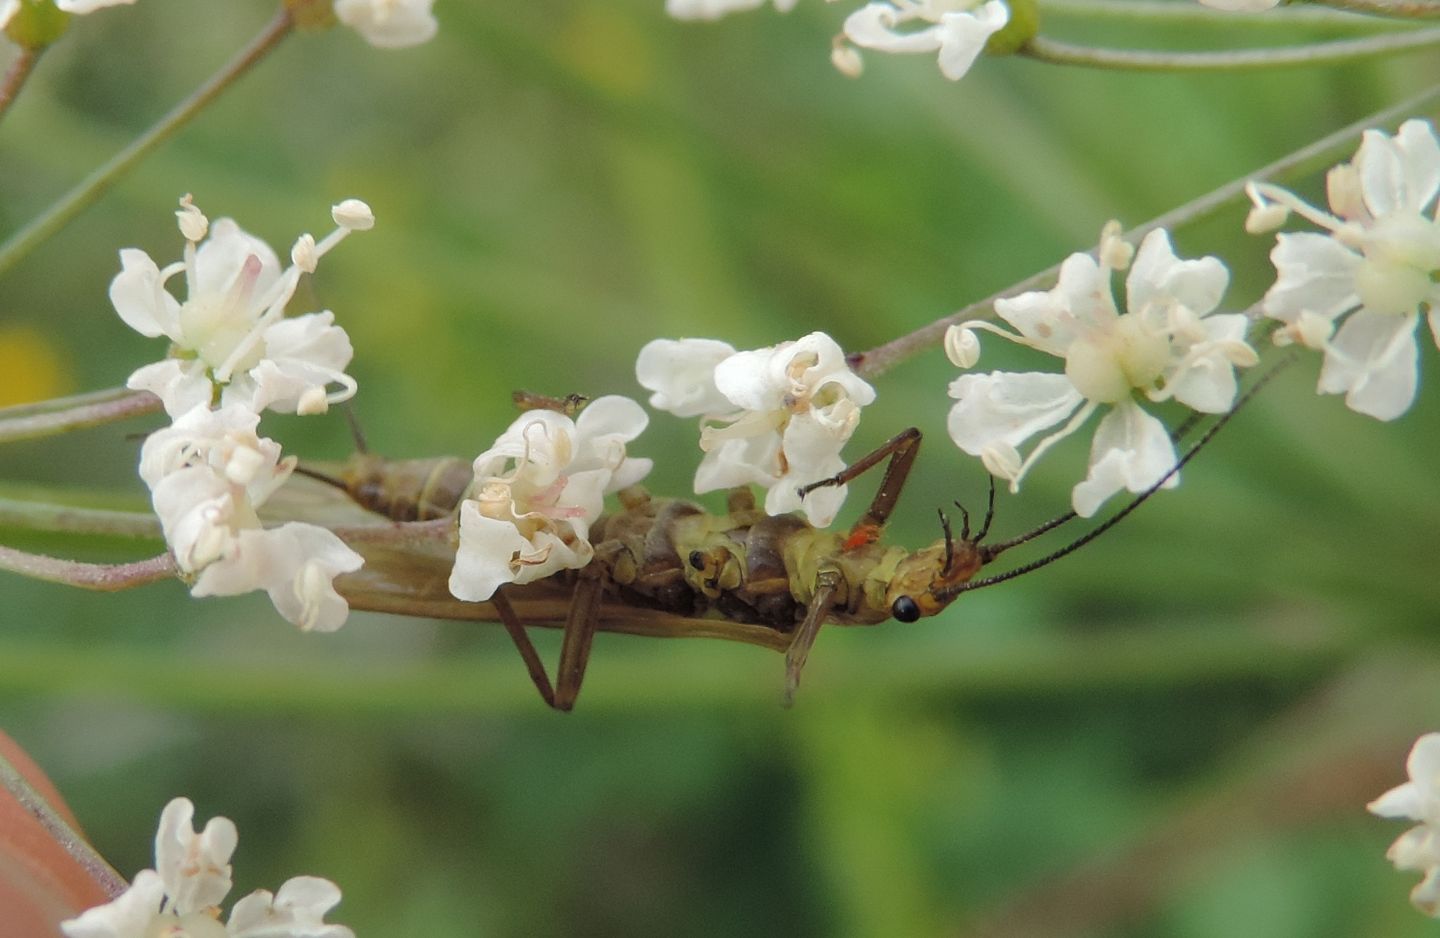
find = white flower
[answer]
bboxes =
[946,224,1257,517]
[334,0,437,48]
[665,0,797,20]
[141,404,364,631]
[0,0,134,29]
[1369,733,1440,917]
[61,798,354,938]
[1194,0,1280,10]
[449,396,651,602]
[1248,119,1440,421]
[837,0,1009,81]
[111,195,369,418]
[637,332,875,527]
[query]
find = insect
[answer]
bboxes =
[305,371,1273,713]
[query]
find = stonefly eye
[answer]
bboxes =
[891,596,921,623]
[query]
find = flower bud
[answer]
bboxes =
[332,199,375,231]
[944,325,981,368]
[831,42,863,78]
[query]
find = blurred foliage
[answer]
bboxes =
[1,1,1439,935]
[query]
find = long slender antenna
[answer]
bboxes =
[943,353,1297,597]
[340,401,369,454]
[291,463,350,491]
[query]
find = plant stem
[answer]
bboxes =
[1020,27,1440,70]
[1313,0,1440,17]
[0,45,42,124]
[0,545,174,590]
[850,82,1440,379]
[0,751,129,899]
[0,495,160,539]
[0,387,161,445]
[0,9,293,279]
[1042,0,1409,26]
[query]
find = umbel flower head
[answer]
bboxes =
[140,404,363,631]
[834,0,1009,80]
[449,396,652,602]
[0,0,135,32]
[946,223,1257,517]
[665,0,796,19]
[636,332,876,528]
[61,797,354,938]
[334,0,437,48]
[1369,733,1440,917]
[1247,118,1440,421]
[111,195,372,418]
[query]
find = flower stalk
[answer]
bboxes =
[0,387,161,445]
[0,45,41,123]
[0,545,175,590]
[1019,27,1440,71]
[0,750,129,898]
[0,8,294,279]
[849,80,1440,380]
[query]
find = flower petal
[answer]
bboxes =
[193,219,282,301]
[60,869,165,938]
[1070,400,1177,518]
[635,337,736,417]
[946,371,1084,456]
[110,249,182,339]
[1127,229,1229,319]
[334,0,438,48]
[1318,309,1419,421]
[935,2,1008,81]
[1357,120,1440,219]
[154,797,237,916]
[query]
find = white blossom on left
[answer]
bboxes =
[1247,118,1440,421]
[111,196,372,418]
[140,404,363,631]
[945,224,1258,517]
[1369,733,1440,917]
[0,0,135,30]
[61,797,354,938]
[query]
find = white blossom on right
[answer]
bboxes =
[945,224,1257,517]
[1369,733,1440,917]
[448,396,652,603]
[636,332,875,527]
[61,797,353,938]
[1246,118,1440,421]
[835,0,1009,80]
[140,404,363,631]
[334,0,437,48]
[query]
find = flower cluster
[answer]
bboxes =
[61,797,354,938]
[334,0,438,49]
[661,0,1009,82]
[834,0,1010,80]
[116,197,371,631]
[945,224,1257,517]
[1247,119,1440,421]
[1369,733,1440,917]
[636,332,875,527]
[448,396,652,602]
[0,0,133,31]
[139,404,362,631]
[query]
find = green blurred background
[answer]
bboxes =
[2,1,1440,935]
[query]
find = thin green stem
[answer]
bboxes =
[1020,27,1440,71]
[0,8,293,279]
[1313,0,1440,17]
[0,495,160,539]
[0,45,42,123]
[0,751,128,898]
[1041,0,1409,27]
[0,387,161,444]
[0,544,175,590]
[851,82,1440,378]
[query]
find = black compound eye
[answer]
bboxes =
[891,596,921,623]
[688,550,706,570]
